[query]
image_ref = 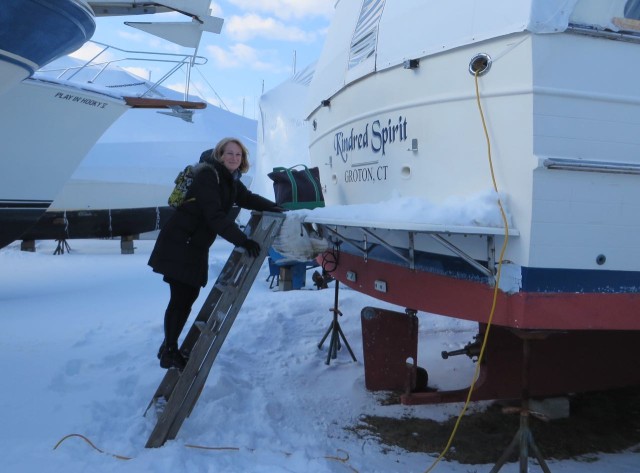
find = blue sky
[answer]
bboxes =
[83,1,335,118]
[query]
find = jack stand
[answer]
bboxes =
[317,280,357,365]
[53,239,71,255]
[490,335,551,473]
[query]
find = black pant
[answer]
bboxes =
[163,277,201,347]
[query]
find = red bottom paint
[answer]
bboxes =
[327,251,640,330]
[322,253,640,403]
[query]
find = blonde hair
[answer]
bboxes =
[214,137,250,173]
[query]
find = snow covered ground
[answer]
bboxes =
[1,237,639,473]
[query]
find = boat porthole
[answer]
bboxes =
[401,165,411,179]
[596,254,606,265]
[469,53,492,76]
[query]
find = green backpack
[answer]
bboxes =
[168,164,196,208]
[167,163,219,208]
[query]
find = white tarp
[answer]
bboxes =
[307,0,624,117]
[254,62,316,199]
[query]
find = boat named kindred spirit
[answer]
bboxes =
[304,0,640,403]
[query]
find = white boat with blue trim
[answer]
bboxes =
[18,44,257,243]
[0,2,223,249]
[303,0,640,402]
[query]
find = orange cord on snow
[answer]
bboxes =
[423,71,510,473]
[183,444,242,452]
[53,434,360,472]
[53,434,243,460]
[53,433,133,460]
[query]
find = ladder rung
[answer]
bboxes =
[196,319,219,334]
[213,282,228,291]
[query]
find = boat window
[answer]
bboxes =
[348,0,386,70]
[626,0,640,19]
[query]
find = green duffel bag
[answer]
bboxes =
[268,165,325,210]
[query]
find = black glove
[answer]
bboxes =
[269,205,286,213]
[241,238,261,257]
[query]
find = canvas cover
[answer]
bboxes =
[307,0,632,117]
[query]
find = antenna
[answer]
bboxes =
[292,50,296,76]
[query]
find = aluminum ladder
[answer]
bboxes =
[145,211,285,448]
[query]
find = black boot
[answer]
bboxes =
[157,340,190,362]
[160,344,186,370]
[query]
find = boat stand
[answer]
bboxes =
[54,239,71,255]
[318,280,357,365]
[490,333,551,473]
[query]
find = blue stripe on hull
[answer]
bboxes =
[0,52,35,75]
[0,199,52,210]
[340,240,640,295]
[521,266,640,294]
[0,0,95,71]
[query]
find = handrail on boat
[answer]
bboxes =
[39,40,208,102]
[567,23,640,44]
[543,157,640,174]
[314,222,500,284]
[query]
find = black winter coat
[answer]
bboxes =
[148,160,277,287]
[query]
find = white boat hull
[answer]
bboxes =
[0,78,127,248]
[23,105,257,240]
[310,30,640,273]
[299,0,640,403]
[304,0,640,335]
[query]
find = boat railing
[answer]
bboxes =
[40,40,208,101]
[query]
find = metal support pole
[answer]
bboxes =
[490,336,552,473]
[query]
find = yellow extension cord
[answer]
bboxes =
[422,71,510,473]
